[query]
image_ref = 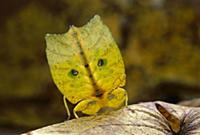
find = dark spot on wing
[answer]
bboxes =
[95,89,103,97]
[85,64,89,68]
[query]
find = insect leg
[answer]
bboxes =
[73,98,101,118]
[63,96,71,120]
[104,88,128,109]
[125,92,128,106]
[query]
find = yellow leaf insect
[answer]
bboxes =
[45,15,128,119]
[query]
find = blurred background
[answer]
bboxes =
[0,0,200,134]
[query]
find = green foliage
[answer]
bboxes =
[124,0,200,101]
[0,3,65,98]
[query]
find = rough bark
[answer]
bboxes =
[23,101,200,135]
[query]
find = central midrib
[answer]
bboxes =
[72,27,103,97]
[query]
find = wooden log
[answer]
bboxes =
[23,101,200,135]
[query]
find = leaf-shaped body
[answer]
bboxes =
[45,15,127,118]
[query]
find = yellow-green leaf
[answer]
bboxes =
[45,15,127,118]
